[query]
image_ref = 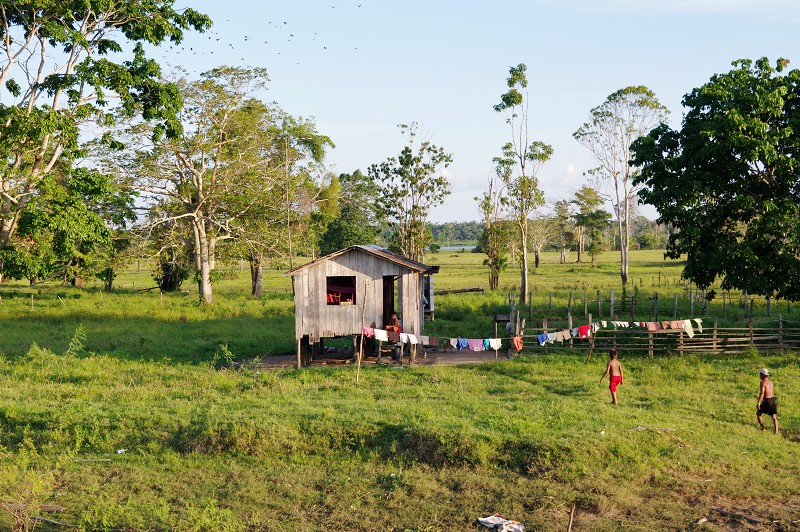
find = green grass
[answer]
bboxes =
[1,346,798,530]
[1,251,800,530]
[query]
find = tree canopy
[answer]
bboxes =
[573,86,669,286]
[0,0,210,279]
[369,123,452,262]
[632,57,800,301]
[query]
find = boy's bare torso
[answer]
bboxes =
[608,359,622,376]
[761,379,775,398]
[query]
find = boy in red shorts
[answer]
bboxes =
[600,348,624,405]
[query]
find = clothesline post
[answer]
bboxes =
[543,319,548,355]
[568,314,573,348]
[355,278,369,385]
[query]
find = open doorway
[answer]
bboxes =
[382,275,397,328]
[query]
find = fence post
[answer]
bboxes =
[750,297,754,320]
[749,321,754,347]
[584,290,588,321]
[713,317,718,353]
[543,319,548,354]
[673,294,678,319]
[766,295,771,317]
[610,289,615,319]
[690,289,694,318]
[653,291,659,322]
[679,330,684,356]
[568,292,573,318]
[597,290,602,319]
[631,294,635,323]
[648,332,654,359]
[568,314,573,348]
[779,314,783,349]
[722,292,727,319]
[743,290,748,317]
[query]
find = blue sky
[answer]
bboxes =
[162,0,800,222]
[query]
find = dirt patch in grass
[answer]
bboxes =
[252,347,509,369]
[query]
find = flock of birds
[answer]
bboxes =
[159,2,367,69]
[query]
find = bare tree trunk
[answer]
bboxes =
[520,222,528,304]
[576,226,584,263]
[192,217,214,304]
[250,257,262,297]
[534,248,541,268]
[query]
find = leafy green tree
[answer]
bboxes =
[319,170,380,256]
[527,215,556,269]
[0,167,133,285]
[553,200,575,264]
[494,64,551,303]
[575,209,612,267]
[573,86,669,286]
[0,1,210,277]
[111,68,332,303]
[632,57,800,301]
[476,174,508,290]
[369,123,452,262]
[571,186,604,263]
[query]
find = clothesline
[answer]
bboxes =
[361,318,704,354]
[362,327,506,352]
[533,318,704,346]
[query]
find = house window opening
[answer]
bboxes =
[326,276,357,305]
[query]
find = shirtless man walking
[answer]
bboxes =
[600,349,624,405]
[757,368,779,434]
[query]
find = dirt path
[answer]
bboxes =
[252,348,509,370]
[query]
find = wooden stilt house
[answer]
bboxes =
[286,245,437,366]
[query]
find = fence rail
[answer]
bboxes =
[518,320,800,357]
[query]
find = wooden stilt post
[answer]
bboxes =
[297,338,302,369]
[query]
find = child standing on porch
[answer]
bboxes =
[600,349,624,405]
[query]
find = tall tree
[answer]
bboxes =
[319,170,380,256]
[527,214,556,269]
[0,1,210,277]
[575,208,612,267]
[476,174,507,290]
[112,68,332,303]
[494,64,551,303]
[571,185,604,263]
[369,123,452,262]
[552,200,575,264]
[573,86,669,286]
[632,57,800,301]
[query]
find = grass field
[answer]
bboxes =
[1,250,799,530]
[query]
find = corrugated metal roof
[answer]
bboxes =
[285,245,437,275]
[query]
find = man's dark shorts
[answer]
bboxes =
[758,397,778,416]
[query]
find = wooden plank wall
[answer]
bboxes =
[292,249,424,341]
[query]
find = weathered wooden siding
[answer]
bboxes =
[293,248,425,341]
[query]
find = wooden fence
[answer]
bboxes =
[517,318,800,357]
